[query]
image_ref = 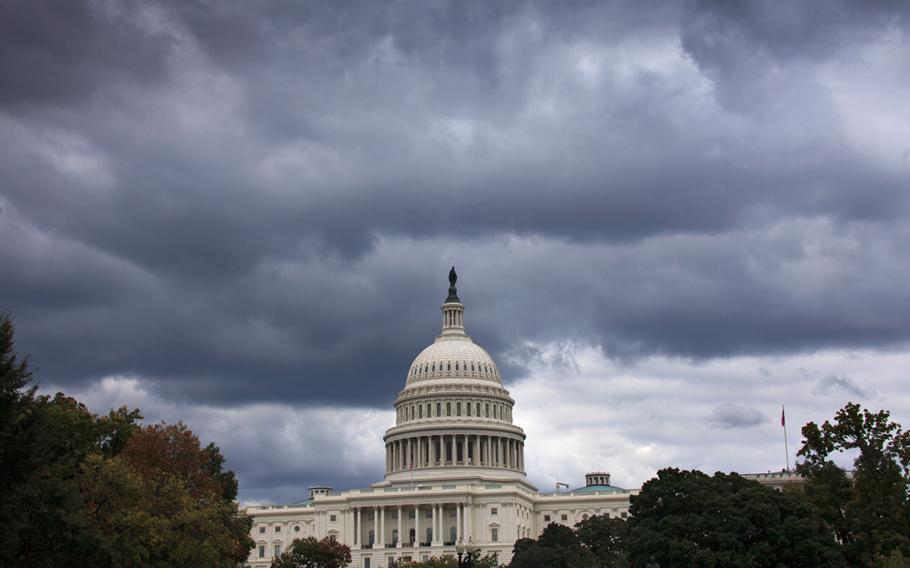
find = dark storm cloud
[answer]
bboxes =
[2,0,910,412]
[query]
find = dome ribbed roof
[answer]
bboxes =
[406,336,501,385]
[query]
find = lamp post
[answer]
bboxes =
[455,538,479,568]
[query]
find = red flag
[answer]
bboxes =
[781,406,786,427]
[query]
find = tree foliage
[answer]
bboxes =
[510,523,595,568]
[575,514,629,567]
[625,468,847,568]
[388,550,500,568]
[272,536,352,568]
[0,312,253,568]
[798,402,910,566]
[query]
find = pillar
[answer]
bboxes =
[355,507,360,546]
[462,435,468,465]
[456,503,462,542]
[429,435,436,466]
[406,438,411,470]
[474,436,480,465]
[397,505,402,548]
[414,504,420,546]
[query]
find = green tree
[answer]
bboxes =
[626,468,847,568]
[798,402,910,566]
[389,551,500,568]
[272,536,352,568]
[575,514,629,567]
[0,312,253,568]
[510,523,594,568]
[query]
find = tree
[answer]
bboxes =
[626,468,847,568]
[509,523,594,568]
[0,312,253,568]
[798,402,910,566]
[575,514,629,567]
[272,536,352,568]
[388,552,500,568]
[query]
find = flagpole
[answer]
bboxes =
[782,405,790,472]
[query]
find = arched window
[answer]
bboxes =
[409,528,415,544]
[485,404,490,417]
[476,402,480,416]
[493,406,498,419]
[449,526,457,544]
[447,403,451,416]
[426,528,433,544]
[427,403,431,417]
[437,403,441,416]
[418,405,423,418]
[466,403,471,416]
[455,362,459,371]
[456,402,461,416]
[447,362,451,371]
[392,529,398,545]
[369,530,375,545]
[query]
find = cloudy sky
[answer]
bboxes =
[2,0,910,503]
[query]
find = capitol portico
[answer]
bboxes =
[245,269,634,566]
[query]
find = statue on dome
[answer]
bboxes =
[446,266,460,303]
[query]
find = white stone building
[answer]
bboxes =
[244,270,799,567]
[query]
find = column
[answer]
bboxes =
[380,506,386,546]
[431,504,438,545]
[397,506,402,548]
[456,503,462,543]
[465,500,472,541]
[429,435,436,466]
[406,438,411,470]
[414,504,420,546]
[474,436,480,465]
[462,436,468,465]
[499,438,504,467]
[355,507,360,546]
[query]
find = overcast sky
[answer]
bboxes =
[2,0,909,503]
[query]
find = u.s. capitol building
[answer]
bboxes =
[244,269,797,567]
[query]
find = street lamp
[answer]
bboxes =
[455,538,479,568]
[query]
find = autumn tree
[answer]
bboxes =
[0,312,253,568]
[798,402,910,566]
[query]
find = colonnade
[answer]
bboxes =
[385,434,524,474]
[352,502,473,548]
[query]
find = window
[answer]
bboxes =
[258,545,265,558]
[446,403,451,416]
[447,362,451,371]
[427,403,431,417]
[455,362,459,371]
[409,528,415,543]
[491,507,498,516]
[582,514,589,520]
[456,402,461,416]
[561,514,568,521]
[408,511,415,519]
[275,526,281,532]
[273,544,281,557]
[426,528,433,543]
[364,559,370,568]
[544,515,551,522]
[330,515,336,522]
[425,510,432,518]
[467,403,471,416]
[476,402,480,416]
[259,526,265,534]
[392,529,399,545]
[419,405,423,418]
[294,525,300,532]
[491,528,499,542]
[485,404,490,417]
[450,527,457,543]
[369,530,375,545]
[437,403,441,416]
[493,406,498,418]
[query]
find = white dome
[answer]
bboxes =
[406,336,501,385]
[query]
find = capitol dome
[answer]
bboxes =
[382,267,526,483]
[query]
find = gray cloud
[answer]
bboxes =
[710,403,768,429]
[3,0,910,499]
[813,374,867,398]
